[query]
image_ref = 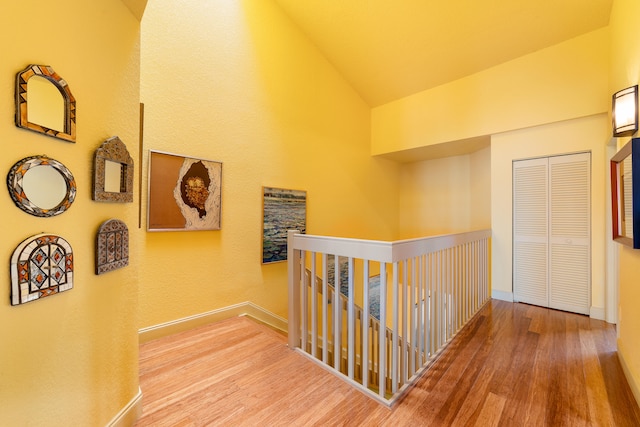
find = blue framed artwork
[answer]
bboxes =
[262,186,306,263]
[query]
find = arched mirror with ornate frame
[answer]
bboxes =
[93,136,134,203]
[7,155,77,217]
[15,64,76,142]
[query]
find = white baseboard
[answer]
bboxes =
[491,290,514,302]
[618,340,640,409]
[138,302,288,343]
[106,387,142,427]
[589,306,605,321]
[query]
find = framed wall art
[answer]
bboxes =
[611,138,640,248]
[93,136,134,203]
[262,186,306,264]
[7,155,77,217]
[96,219,129,274]
[10,233,74,306]
[147,150,222,231]
[15,64,76,142]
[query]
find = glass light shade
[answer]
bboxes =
[613,85,639,137]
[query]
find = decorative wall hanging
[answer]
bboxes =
[93,136,134,202]
[147,150,222,231]
[15,64,76,142]
[611,138,640,248]
[262,186,306,264]
[96,219,129,274]
[10,234,74,306]
[7,155,77,217]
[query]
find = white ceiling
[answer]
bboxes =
[273,0,613,107]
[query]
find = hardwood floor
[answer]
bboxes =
[135,300,640,426]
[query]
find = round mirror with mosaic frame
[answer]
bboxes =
[7,155,77,217]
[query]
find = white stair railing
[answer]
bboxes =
[287,229,491,406]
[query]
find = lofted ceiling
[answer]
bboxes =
[273,0,613,107]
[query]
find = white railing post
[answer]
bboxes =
[287,230,301,349]
[391,261,399,393]
[333,254,341,371]
[401,260,408,383]
[311,253,318,358]
[301,250,308,353]
[347,257,355,379]
[362,260,370,389]
[378,262,387,398]
[322,252,329,364]
[409,258,416,374]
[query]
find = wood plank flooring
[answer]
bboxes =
[135,300,640,426]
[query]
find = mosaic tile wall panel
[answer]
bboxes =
[10,234,74,306]
[96,219,129,275]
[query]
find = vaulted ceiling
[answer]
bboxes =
[273,0,613,107]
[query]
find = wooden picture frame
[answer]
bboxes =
[611,138,640,248]
[262,186,306,263]
[93,136,134,203]
[15,64,76,142]
[147,150,222,231]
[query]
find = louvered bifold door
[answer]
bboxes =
[513,158,549,307]
[548,153,591,315]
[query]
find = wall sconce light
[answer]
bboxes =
[613,85,639,137]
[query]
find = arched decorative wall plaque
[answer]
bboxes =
[7,155,77,217]
[93,136,134,203]
[15,64,76,142]
[96,219,129,275]
[10,234,74,306]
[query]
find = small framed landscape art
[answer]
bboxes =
[147,150,222,231]
[262,186,306,264]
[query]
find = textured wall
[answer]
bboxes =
[138,0,400,329]
[372,28,610,156]
[610,0,640,406]
[0,1,142,425]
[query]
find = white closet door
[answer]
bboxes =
[548,153,590,315]
[513,158,549,307]
[513,153,591,315]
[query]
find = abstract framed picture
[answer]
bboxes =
[147,150,222,231]
[262,186,306,264]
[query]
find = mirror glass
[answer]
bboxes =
[27,75,64,132]
[622,155,634,237]
[104,160,123,193]
[22,165,67,209]
[612,138,639,248]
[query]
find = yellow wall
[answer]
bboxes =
[610,0,640,404]
[398,146,491,238]
[0,1,142,426]
[376,19,610,315]
[138,0,400,328]
[372,28,609,155]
